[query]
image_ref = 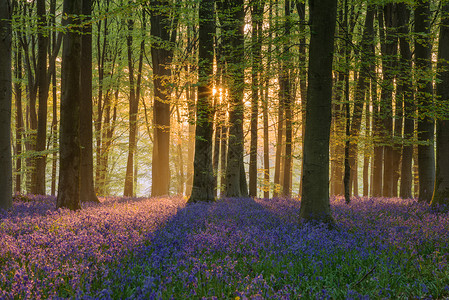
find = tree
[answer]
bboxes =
[57,0,82,210]
[124,10,138,197]
[379,4,398,198]
[188,0,215,203]
[299,0,337,225]
[150,0,178,197]
[14,41,23,194]
[0,0,13,210]
[33,0,49,195]
[221,0,248,198]
[415,0,435,202]
[80,0,99,203]
[249,0,264,197]
[431,1,449,207]
[397,3,414,199]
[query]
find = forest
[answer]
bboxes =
[1,0,449,298]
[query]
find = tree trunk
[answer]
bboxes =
[80,0,99,203]
[124,17,138,197]
[189,0,215,203]
[379,5,398,198]
[150,0,177,197]
[15,43,23,194]
[57,0,82,210]
[282,0,292,198]
[415,0,435,203]
[348,6,374,199]
[371,16,382,197]
[34,0,49,195]
[397,4,413,199]
[431,2,449,207]
[273,97,284,197]
[249,0,263,197]
[295,0,307,197]
[223,0,248,198]
[299,0,337,225]
[0,0,12,209]
[185,82,195,197]
[50,0,58,196]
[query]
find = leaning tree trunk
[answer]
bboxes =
[188,0,215,203]
[80,0,99,203]
[431,2,449,207]
[415,0,435,203]
[0,0,13,209]
[57,0,82,210]
[299,0,337,225]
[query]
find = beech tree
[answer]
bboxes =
[431,1,449,207]
[415,0,435,203]
[80,0,99,203]
[222,0,248,198]
[150,0,178,197]
[33,0,49,195]
[189,0,215,203]
[57,0,82,210]
[299,0,337,224]
[0,0,12,210]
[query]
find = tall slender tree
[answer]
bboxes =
[415,0,435,202]
[0,0,13,209]
[249,0,264,197]
[150,0,178,197]
[222,0,248,197]
[80,0,99,203]
[397,4,414,199]
[431,1,449,207]
[34,0,49,195]
[57,0,82,210]
[299,0,337,225]
[189,0,215,203]
[124,14,138,197]
[15,43,23,194]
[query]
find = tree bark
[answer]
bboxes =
[282,0,292,198]
[80,0,99,203]
[0,0,13,209]
[397,4,414,199]
[50,0,58,196]
[15,43,23,194]
[223,0,248,198]
[33,0,49,195]
[249,0,263,197]
[189,0,215,202]
[431,2,449,207]
[57,0,82,210]
[150,0,177,197]
[124,17,138,197]
[379,5,398,198]
[299,0,337,225]
[415,0,435,203]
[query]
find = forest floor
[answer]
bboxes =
[1,195,449,299]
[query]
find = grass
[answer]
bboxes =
[1,195,448,299]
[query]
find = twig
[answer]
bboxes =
[351,265,376,287]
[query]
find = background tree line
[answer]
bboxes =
[0,0,449,221]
